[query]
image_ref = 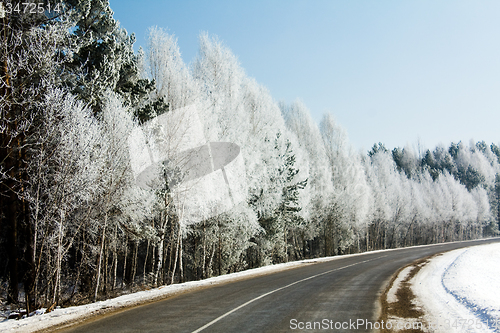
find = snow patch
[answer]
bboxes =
[412,243,500,333]
[387,266,413,304]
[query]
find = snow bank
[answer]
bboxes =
[412,243,500,333]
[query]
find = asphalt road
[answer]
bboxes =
[58,238,500,333]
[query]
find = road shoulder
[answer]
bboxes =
[377,255,434,332]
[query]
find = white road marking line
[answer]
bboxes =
[191,255,388,333]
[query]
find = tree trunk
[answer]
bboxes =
[179,234,184,283]
[170,225,180,285]
[202,221,206,279]
[283,222,288,263]
[53,209,64,305]
[23,208,35,312]
[143,239,150,285]
[94,212,108,302]
[366,224,369,252]
[112,225,118,290]
[207,243,215,278]
[155,211,166,287]
[131,241,138,285]
[218,222,222,276]
[155,234,164,286]
[122,235,128,288]
[4,196,19,304]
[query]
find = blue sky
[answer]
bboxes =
[109,0,500,152]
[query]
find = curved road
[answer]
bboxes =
[58,238,500,333]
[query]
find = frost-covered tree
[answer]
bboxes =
[193,33,308,266]
[64,0,151,114]
[392,145,419,179]
[0,4,75,306]
[320,114,371,254]
[369,151,414,248]
[92,92,155,300]
[145,27,196,112]
[280,101,332,256]
[254,133,308,263]
[193,32,248,142]
[26,89,104,306]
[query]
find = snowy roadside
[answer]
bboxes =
[411,243,500,333]
[0,252,378,333]
[1,240,496,333]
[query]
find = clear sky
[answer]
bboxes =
[109,0,500,152]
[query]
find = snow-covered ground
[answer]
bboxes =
[412,243,500,333]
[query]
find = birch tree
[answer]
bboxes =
[320,114,371,254]
[27,89,103,306]
[280,101,332,256]
[92,91,155,300]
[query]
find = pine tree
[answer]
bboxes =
[63,0,153,114]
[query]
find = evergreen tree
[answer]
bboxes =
[63,0,152,114]
[368,142,389,157]
[252,133,307,263]
[495,174,500,232]
[491,143,500,164]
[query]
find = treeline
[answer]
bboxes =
[1,0,498,314]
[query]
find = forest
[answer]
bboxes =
[1,0,499,314]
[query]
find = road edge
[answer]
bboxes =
[2,238,498,333]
